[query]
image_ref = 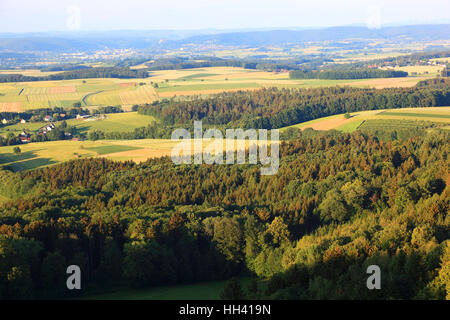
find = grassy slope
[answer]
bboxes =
[65,112,159,134]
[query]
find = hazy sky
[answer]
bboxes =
[0,0,449,33]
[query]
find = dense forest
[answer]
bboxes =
[0,128,448,299]
[0,67,148,83]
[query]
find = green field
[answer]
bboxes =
[65,112,159,134]
[83,145,143,155]
[378,111,450,119]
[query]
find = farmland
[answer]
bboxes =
[282,106,450,132]
[0,66,438,112]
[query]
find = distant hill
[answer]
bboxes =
[0,24,448,52]
[176,25,450,46]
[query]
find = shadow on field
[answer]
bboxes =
[0,150,39,164]
[0,150,56,171]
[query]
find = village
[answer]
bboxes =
[2,113,109,144]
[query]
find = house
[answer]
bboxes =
[60,113,66,118]
[38,122,56,135]
[20,119,27,124]
[44,115,53,122]
[2,119,8,124]
[19,131,31,143]
[76,114,90,120]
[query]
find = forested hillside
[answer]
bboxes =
[0,129,448,299]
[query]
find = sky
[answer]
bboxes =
[0,0,449,33]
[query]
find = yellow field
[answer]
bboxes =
[429,57,450,64]
[0,135,277,171]
[119,85,159,105]
[342,77,426,89]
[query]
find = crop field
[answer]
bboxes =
[0,139,176,171]
[119,85,159,104]
[281,107,450,132]
[357,119,447,131]
[0,135,273,172]
[0,102,22,112]
[341,76,427,89]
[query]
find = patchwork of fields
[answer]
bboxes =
[0,66,437,111]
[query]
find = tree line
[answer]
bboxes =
[0,67,149,83]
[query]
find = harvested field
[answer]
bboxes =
[344,77,426,88]
[0,102,21,112]
[119,86,158,104]
[119,82,137,87]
